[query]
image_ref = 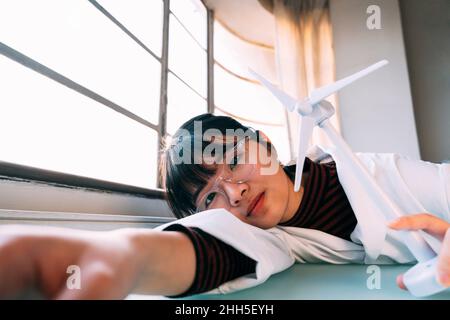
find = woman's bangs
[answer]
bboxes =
[166,151,217,217]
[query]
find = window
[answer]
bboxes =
[0,0,292,198]
[0,54,158,189]
[0,0,209,191]
[167,0,208,135]
[212,20,291,163]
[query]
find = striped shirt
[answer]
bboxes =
[163,157,357,297]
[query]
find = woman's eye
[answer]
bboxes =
[205,192,217,207]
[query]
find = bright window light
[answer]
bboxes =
[169,13,207,98]
[96,0,164,57]
[170,0,207,49]
[166,72,207,135]
[213,20,277,83]
[0,56,157,189]
[0,0,161,124]
[214,64,285,124]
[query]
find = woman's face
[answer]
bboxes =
[194,137,298,229]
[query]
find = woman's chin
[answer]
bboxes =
[249,212,280,229]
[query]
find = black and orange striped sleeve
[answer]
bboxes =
[162,223,256,297]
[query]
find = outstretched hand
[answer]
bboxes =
[0,225,143,299]
[388,213,450,290]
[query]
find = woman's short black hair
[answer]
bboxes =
[160,113,271,219]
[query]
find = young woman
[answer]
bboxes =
[159,113,358,296]
[0,113,449,299]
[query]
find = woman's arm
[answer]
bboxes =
[0,225,196,299]
[125,228,196,296]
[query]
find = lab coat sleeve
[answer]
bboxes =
[391,155,450,256]
[395,156,450,220]
[154,209,295,295]
[352,152,450,261]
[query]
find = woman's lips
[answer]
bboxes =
[247,192,265,217]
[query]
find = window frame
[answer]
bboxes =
[0,0,214,202]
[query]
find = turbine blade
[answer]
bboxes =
[248,68,297,112]
[294,116,315,192]
[309,60,389,105]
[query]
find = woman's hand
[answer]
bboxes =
[0,224,146,299]
[388,213,450,289]
[0,224,195,299]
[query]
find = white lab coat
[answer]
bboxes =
[156,146,450,295]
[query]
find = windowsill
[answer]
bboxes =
[0,166,174,218]
[0,160,165,199]
[0,208,175,230]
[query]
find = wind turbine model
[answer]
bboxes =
[249,61,447,297]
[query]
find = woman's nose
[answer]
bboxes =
[221,181,248,206]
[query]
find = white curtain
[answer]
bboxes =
[269,0,340,159]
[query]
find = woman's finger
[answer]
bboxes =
[437,229,450,287]
[396,274,407,290]
[388,213,450,238]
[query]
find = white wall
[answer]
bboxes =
[329,0,421,159]
[399,0,450,163]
